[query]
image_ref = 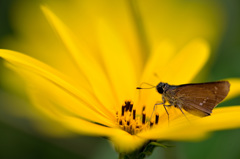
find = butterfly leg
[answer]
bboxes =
[150,98,171,123]
[150,101,163,122]
[162,104,171,124]
[176,105,190,122]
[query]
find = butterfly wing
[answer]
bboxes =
[174,81,230,117]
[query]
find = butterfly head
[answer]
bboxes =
[156,82,169,94]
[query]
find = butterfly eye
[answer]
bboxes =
[156,86,164,94]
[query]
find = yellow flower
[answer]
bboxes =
[1,1,240,157]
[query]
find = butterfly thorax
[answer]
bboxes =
[156,82,180,107]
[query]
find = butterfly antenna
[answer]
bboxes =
[136,82,155,89]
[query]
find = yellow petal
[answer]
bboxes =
[0,49,115,125]
[28,84,119,136]
[2,2,84,82]
[109,130,147,153]
[193,106,240,131]
[41,6,117,112]
[160,38,210,84]
[137,41,175,110]
[141,40,175,84]
[97,20,138,104]
[225,78,240,100]
[138,106,240,141]
[25,71,115,127]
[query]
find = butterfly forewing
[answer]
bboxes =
[174,81,230,116]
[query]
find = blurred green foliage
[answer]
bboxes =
[0,0,240,159]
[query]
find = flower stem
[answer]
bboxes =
[163,142,178,159]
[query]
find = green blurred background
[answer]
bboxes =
[0,0,240,159]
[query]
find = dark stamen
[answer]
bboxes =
[133,110,136,119]
[150,122,154,127]
[142,114,146,124]
[121,105,125,116]
[125,102,130,111]
[155,114,159,124]
[142,106,145,112]
[129,103,133,112]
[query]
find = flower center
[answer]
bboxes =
[116,100,159,135]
